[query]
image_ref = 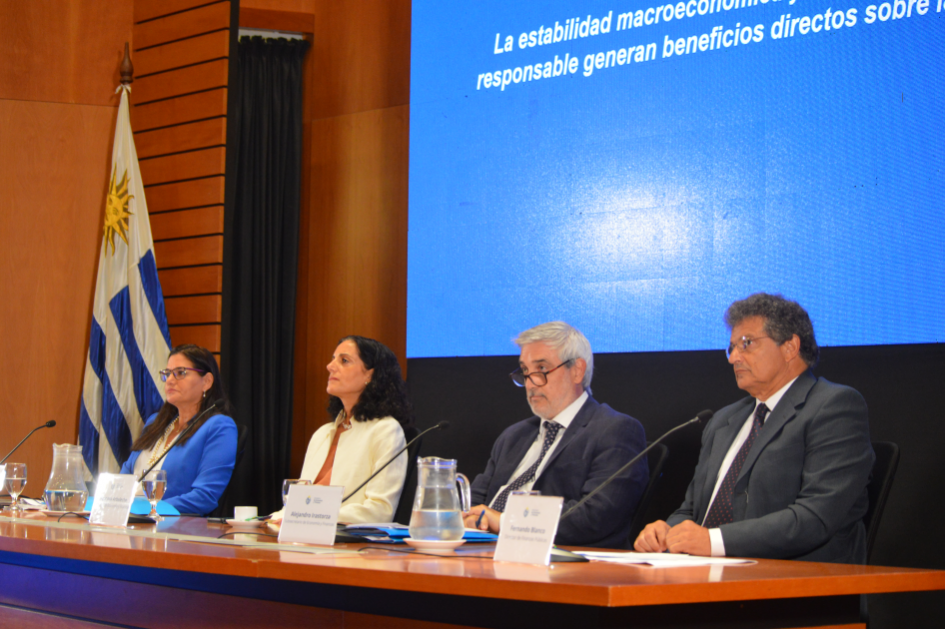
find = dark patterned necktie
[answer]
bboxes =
[492,421,563,513]
[703,403,769,528]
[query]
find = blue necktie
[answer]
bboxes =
[492,421,562,513]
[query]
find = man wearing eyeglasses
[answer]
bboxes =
[634,293,874,563]
[463,321,648,548]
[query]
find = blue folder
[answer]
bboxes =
[341,525,498,544]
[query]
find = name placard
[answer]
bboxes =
[278,485,343,546]
[89,474,137,527]
[494,494,563,566]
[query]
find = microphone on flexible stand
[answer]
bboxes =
[559,410,714,520]
[137,404,218,482]
[341,421,450,502]
[0,421,56,465]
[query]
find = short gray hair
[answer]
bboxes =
[725,293,820,367]
[514,321,594,391]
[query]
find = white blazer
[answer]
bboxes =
[274,415,408,523]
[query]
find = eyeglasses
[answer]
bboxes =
[509,359,573,387]
[159,367,207,382]
[726,336,771,359]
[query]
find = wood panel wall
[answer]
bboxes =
[240,0,315,32]
[132,0,235,356]
[0,1,134,490]
[0,0,409,488]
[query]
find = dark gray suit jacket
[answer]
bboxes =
[667,371,874,563]
[470,395,648,549]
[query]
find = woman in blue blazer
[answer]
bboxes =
[121,345,237,515]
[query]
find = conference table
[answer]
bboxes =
[0,513,943,629]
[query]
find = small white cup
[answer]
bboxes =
[234,506,258,521]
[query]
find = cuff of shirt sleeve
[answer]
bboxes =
[709,527,726,557]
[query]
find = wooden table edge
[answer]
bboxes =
[2,520,945,609]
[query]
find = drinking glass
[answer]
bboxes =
[3,462,27,513]
[142,470,167,521]
[282,479,311,506]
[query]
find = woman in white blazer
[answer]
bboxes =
[272,336,411,523]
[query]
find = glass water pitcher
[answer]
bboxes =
[408,457,471,541]
[44,444,89,512]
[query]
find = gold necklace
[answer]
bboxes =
[147,416,180,467]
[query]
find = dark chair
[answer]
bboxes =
[393,425,423,525]
[209,423,250,518]
[860,441,900,625]
[627,442,670,544]
[864,441,900,564]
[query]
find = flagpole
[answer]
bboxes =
[78,41,172,476]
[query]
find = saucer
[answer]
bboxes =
[404,538,466,550]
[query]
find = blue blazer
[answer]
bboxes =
[121,413,238,516]
[667,371,874,563]
[470,396,648,549]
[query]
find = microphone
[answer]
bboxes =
[1,420,57,465]
[559,410,713,520]
[342,420,450,502]
[137,404,218,482]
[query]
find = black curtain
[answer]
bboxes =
[220,37,310,515]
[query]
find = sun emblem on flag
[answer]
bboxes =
[103,168,134,255]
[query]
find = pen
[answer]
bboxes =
[475,510,485,529]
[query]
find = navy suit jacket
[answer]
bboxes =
[471,396,648,549]
[667,371,874,563]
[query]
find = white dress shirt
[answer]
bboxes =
[704,377,798,556]
[488,391,588,508]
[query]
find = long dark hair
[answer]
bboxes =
[327,336,413,427]
[132,344,234,451]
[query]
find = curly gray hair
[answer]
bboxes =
[725,293,820,367]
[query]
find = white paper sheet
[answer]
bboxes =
[576,551,756,568]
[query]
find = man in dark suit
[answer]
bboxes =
[634,293,874,563]
[464,322,648,548]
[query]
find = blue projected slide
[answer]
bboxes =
[408,0,945,358]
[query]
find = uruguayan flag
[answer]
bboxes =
[78,85,171,475]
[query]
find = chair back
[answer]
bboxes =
[393,425,424,524]
[628,442,670,544]
[210,423,250,518]
[864,440,900,563]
